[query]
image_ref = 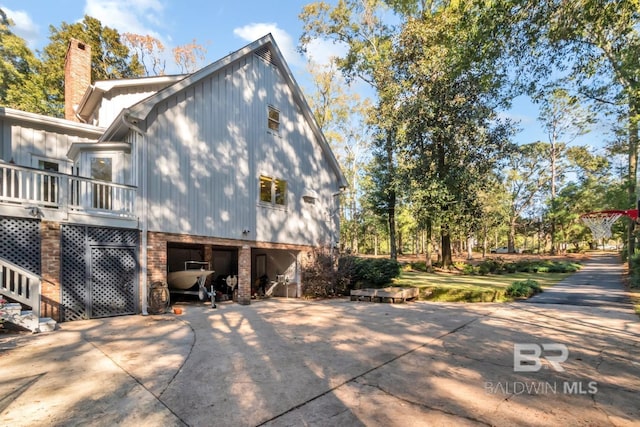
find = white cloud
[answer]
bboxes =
[233,22,349,69]
[233,22,302,67]
[304,38,348,66]
[2,6,40,48]
[84,0,165,39]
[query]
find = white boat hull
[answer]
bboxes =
[167,270,215,290]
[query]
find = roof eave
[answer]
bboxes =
[0,107,104,135]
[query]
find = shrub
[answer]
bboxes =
[504,263,518,273]
[547,261,581,273]
[629,252,640,289]
[421,287,506,302]
[453,261,476,275]
[502,260,581,274]
[339,256,401,288]
[477,258,504,275]
[506,279,542,298]
[462,263,476,275]
[302,254,410,296]
[407,261,428,272]
[301,249,335,297]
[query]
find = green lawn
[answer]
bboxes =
[392,270,574,302]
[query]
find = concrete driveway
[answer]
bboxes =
[1,253,638,426]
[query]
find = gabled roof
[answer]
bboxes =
[101,33,347,188]
[76,74,187,123]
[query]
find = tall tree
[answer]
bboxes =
[39,15,144,116]
[305,58,371,253]
[392,4,515,267]
[299,0,400,259]
[0,9,48,114]
[121,33,166,76]
[536,87,594,252]
[172,39,208,74]
[555,146,613,248]
[501,142,550,253]
[504,0,640,261]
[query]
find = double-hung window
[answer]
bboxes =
[260,175,287,207]
[268,106,280,134]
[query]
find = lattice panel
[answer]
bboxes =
[0,216,40,274]
[90,247,137,317]
[61,225,139,321]
[88,227,138,246]
[61,225,88,321]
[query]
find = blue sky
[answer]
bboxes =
[1,0,609,149]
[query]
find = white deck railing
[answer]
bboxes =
[0,163,136,218]
[0,258,41,319]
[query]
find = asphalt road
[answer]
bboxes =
[522,254,633,308]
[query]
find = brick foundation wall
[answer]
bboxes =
[237,245,251,305]
[147,232,168,284]
[41,220,61,321]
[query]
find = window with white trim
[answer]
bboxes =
[37,160,59,204]
[259,175,287,207]
[268,106,280,133]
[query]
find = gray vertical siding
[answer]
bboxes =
[0,117,97,171]
[142,53,338,245]
[98,86,166,128]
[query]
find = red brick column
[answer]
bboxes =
[41,221,61,321]
[237,245,251,305]
[147,232,167,284]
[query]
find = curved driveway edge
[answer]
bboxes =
[0,315,193,426]
[1,254,638,426]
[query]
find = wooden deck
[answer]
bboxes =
[350,287,419,303]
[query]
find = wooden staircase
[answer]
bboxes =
[1,302,56,332]
[0,258,57,333]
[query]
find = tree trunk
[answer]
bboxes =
[351,201,359,255]
[425,219,433,270]
[374,230,379,256]
[628,99,638,266]
[550,140,557,255]
[467,235,473,260]
[441,226,452,268]
[537,218,542,254]
[385,133,397,261]
[508,219,517,253]
[482,223,487,258]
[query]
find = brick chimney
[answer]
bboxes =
[64,38,91,122]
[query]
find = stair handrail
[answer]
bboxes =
[0,257,41,319]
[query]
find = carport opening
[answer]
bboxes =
[210,246,239,302]
[166,243,239,303]
[251,249,299,298]
[167,243,205,273]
